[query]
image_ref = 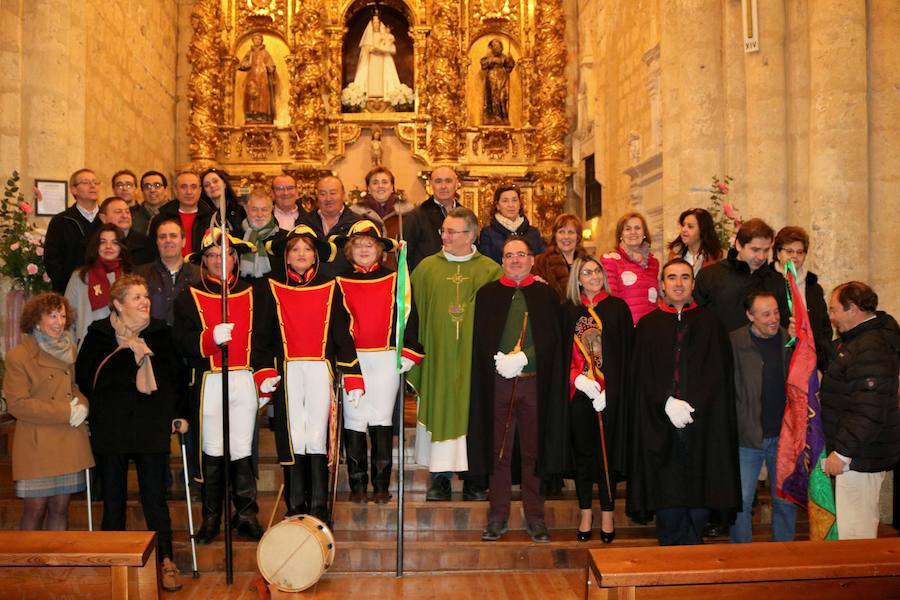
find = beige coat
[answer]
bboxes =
[2,335,94,481]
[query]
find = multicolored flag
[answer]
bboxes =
[776,260,837,540]
[395,240,411,370]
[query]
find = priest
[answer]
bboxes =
[626,258,740,545]
[468,237,566,542]
[407,206,502,501]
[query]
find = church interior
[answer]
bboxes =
[0,0,898,597]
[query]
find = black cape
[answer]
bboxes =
[467,279,567,478]
[562,294,634,480]
[626,304,741,517]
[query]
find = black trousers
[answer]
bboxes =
[95,452,173,560]
[570,394,616,511]
[655,506,709,546]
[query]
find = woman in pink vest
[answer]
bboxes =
[600,212,659,324]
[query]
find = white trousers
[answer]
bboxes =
[343,349,399,433]
[285,360,332,455]
[200,370,258,460]
[835,469,887,539]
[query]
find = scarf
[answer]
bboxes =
[32,328,76,365]
[364,194,397,219]
[87,258,122,311]
[619,243,651,269]
[110,312,157,394]
[495,214,525,234]
[775,261,808,297]
[240,218,279,278]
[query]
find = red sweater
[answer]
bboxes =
[600,246,660,324]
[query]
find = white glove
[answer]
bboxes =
[664,396,695,428]
[213,323,234,346]
[399,357,415,374]
[346,389,364,408]
[591,389,607,412]
[260,376,281,394]
[69,398,88,427]
[495,351,528,379]
[574,374,603,402]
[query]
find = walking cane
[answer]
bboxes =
[328,382,344,526]
[177,424,199,579]
[498,312,529,462]
[85,467,93,531]
[590,363,614,506]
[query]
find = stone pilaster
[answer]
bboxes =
[867,0,900,315]
[807,0,868,291]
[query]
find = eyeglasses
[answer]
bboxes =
[502,251,530,260]
[580,267,603,277]
[114,181,135,190]
[273,185,296,192]
[142,182,164,190]
[76,179,101,186]
[205,250,237,260]
[439,228,469,236]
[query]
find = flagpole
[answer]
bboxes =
[218,205,234,585]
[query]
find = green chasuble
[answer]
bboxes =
[409,251,501,444]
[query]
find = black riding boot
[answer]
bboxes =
[345,429,369,504]
[231,457,264,541]
[284,454,310,516]
[370,425,393,504]
[308,453,330,525]
[196,453,224,545]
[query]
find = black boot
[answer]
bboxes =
[344,430,369,504]
[195,454,224,545]
[308,454,330,524]
[284,454,309,516]
[231,457,264,541]
[370,426,393,504]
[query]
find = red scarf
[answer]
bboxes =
[87,258,122,311]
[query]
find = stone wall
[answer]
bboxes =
[0,0,178,202]
[574,0,899,315]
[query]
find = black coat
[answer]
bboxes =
[125,229,157,267]
[134,260,201,325]
[477,217,546,264]
[75,317,186,455]
[44,204,102,293]
[402,198,451,272]
[562,294,634,479]
[821,311,900,473]
[467,279,567,478]
[200,196,246,237]
[626,304,741,516]
[150,200,214,258]
[296,209,362,280]
[694,248,784,333]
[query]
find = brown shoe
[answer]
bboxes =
[161,557,183,592]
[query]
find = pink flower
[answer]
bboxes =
[722,203,737,220]
[9,242,19,251]
[35,246,44,256]
[26,263,38,275]
[18,201,33,215]
[716,183,729,194]
[33,187,43,202]
[42,273,50,282]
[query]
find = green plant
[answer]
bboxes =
[707,175,742,250]
[0,171,51,294]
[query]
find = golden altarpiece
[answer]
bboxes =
[186,0,569,231]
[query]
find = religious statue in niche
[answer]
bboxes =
[238,34,277,124]
[370,126,383,166]
[481,39,515,124]
[341,6,415,113]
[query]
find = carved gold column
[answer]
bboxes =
[532,0,567,163]
[188,0,224,163]
[289,1,327,161]
[427,0,463,162]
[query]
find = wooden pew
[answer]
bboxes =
[586,538,900,599]
[0,530,158,599]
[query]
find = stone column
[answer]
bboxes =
[0,1,24,175]
[721,0,747,215]
[660,0,725,246]
[743,0,788,228]
[867,1,900,315]
[785,0,810,228]
[807,0,868,291]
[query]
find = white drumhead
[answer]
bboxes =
[257,516,336,592]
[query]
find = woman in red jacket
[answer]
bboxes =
[600,212,659,324]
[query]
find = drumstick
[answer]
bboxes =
[269,533,314,581]
[268,483,285,530]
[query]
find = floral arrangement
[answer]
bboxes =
[0,171,51,294]
[341,82,368,112]
[385,84,415,112]
[707,174,742,250]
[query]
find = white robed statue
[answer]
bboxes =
[353,13,402,99]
